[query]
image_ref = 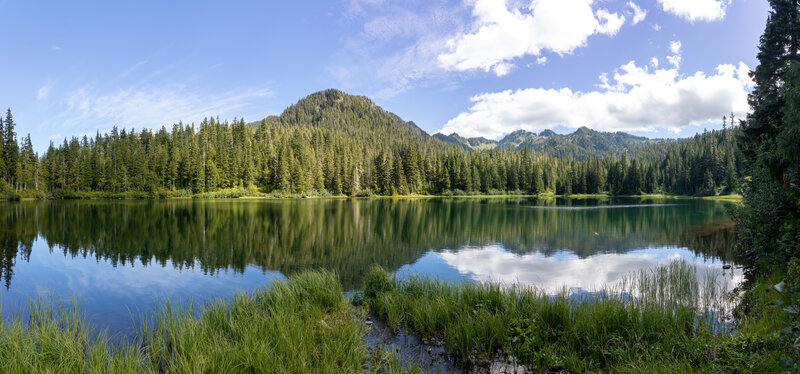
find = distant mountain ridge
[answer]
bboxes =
[261,89,677,160]
[435,127,673,159]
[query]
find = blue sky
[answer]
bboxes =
[0,0,770,152]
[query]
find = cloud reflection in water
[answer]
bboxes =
[437,245,743,295]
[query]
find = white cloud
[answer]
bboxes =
[658,0,730,22]
[652,23,662,31]
[627,1,647,25]
[437,0,626,76]
[669,40,682,54]
[667,40,682,68]
[536,56,547,65]
[437,59,753,139]
[438,245,742,296]
[650,57,659,68]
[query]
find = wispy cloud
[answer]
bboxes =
[627,1,647,25]
[331,0,468,98]
[333,0,637,97]
[47,84,272,135]
[37,82,53,101]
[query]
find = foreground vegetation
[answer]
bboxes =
[0,271,368,373]
[0,263,796,373]
[360,264,793,373]
[732,0,800,371]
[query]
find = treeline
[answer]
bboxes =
[0,90,744,198]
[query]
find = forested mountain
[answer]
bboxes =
[433,133,498,151]
[0,89,744,199]
[435,127,671,159]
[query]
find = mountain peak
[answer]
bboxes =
[539,129,557,137]
[279,89,428,136]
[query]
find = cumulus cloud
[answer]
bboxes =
[658,0,730,22]
[438,245,742,296]
[627,1,647,25]
[437,59,753,139]
[437,0,626,76]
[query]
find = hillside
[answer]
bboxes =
[278,89,428,137]
[434,127,672,159]
[433,133,497,151]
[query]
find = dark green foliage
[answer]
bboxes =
[736,0,800,282]
[732,1,800,368]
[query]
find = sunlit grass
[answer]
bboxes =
[360,261,793,372]
[0,263,795,373]
[0,271,367,373]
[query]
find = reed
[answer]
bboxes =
[361,261,791,372]
[0,271,367,373]
[0,264,794,373]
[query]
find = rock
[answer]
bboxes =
[722,264,732,270]
[365,320,373,326]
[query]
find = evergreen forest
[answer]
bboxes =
[0,90,744,199]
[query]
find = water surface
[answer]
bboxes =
[0,197,741,337]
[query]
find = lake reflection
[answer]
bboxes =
[399,245,742,295]
[0,197,740,336]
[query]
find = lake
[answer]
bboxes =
[0,197,741,337]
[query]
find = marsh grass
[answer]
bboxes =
[0,271,367,373]
[0,264,794,373]
[361,261,790,372]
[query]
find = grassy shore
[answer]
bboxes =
[359,263,791,373]
[0,271,369,373]
[1,262,795,373]
[1,187,743,202]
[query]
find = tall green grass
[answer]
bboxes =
[361,261,792,372]
[0,271,367,373]
[1,264,795,372]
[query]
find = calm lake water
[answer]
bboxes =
[0,197,741,337]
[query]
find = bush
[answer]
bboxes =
[354,188,374,197]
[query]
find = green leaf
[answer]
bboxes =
[774,281,786,293]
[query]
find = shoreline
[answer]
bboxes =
[3,192,743,202]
